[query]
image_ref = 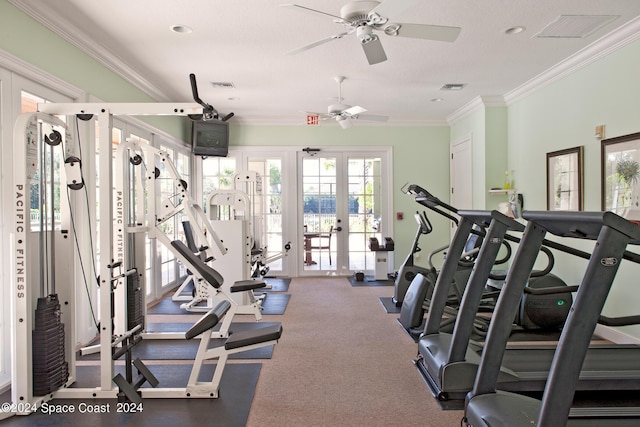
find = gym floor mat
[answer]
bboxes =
[262,277,291,292]
[378,297,401,314]
[260,293,290,315]
[1,364,261,427]
[147,293,290,315]
[348,276,394,286]
[144,321,281,334]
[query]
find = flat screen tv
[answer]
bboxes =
[191,119,229,157]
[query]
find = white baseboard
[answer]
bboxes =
[594,324,640,345]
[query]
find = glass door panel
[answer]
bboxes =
[347,156,383,273]
[301,154,340,274]
[298,152,387,277]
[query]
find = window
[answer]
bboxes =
[202,156,237,208]
[157,144,191,290]
[348,157,383,272]
[22,91,64,233]
[248,158,284,271]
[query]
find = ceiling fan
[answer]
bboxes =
[308,76,389,129]
[281,0,461,65]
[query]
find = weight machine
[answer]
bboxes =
[206,171,291,308]
[115,138,263,320]
[10,101,277,413]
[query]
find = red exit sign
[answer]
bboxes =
[306,115,319,125]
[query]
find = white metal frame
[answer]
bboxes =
[11,112,77,411]
[10,102,264,411]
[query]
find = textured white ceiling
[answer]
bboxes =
[11,0,640,126]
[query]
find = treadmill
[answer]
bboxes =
[415,209,640,406]
[464,210,640,426]
[398,189,511,339]
[415,209,526,403]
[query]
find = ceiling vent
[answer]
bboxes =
[441,83,466,91]
[534,15,618,38]
[211,81,235,88]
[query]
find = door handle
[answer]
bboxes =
[335,226,342,232]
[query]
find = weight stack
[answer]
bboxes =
[32,294,69,396]
[127,270,144,332]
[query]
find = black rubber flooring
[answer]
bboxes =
[1,363,261,426]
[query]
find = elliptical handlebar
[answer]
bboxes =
[415,211,433,235]
[402,183,458,224]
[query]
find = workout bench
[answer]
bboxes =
[171,240,267,338]
[184,300,283,398]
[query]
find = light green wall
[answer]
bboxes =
[508,37,640,339]
[232,124,453,269]
[0,1,187,140]
[1,0,453,271]
[450,104,509,209]
[6,0,640,339]
[451,108,486,208]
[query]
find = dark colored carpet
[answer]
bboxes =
[147,293,290,315]
[77,323,280,361]
[347,276,394,287]
[378,297,401,313]
[1,363,261,426]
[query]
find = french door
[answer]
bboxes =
[298,150,391,276]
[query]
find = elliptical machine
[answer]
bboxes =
[393,211,435,306]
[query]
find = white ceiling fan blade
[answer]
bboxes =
[286,31,351,55]
[280,4,345,22]
[369,0,419,19]
[343,105,367,116]
[394,23,461,42]
[337,117,353,129]
[357,114,389,122]
[361,37,387,65]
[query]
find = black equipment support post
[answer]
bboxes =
[422,216,476,335]
[449,211,523,362]
[538,216,634,425]
[469,219,548,398]
[466,210,640,426]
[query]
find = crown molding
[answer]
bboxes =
[9,0,172,102]
[11,0,639,125]
[448,16,640,124]
[446,96,506,124]
[504,15,640,105]
[0,48,84,99]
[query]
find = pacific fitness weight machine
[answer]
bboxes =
[115,138,265,319]
[10,101,280,413]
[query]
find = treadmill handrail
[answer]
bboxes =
[598,314,640,327]
[414,196,459,225]
[522,210,640,243]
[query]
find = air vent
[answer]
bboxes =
[441,83,466,91]
[534,15,618,38]
[211,81,235,88]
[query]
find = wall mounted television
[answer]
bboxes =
[191,119,229,157]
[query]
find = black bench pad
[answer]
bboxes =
[185,301,231,340]
[225,324,283,350]
[230,279,267,292]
